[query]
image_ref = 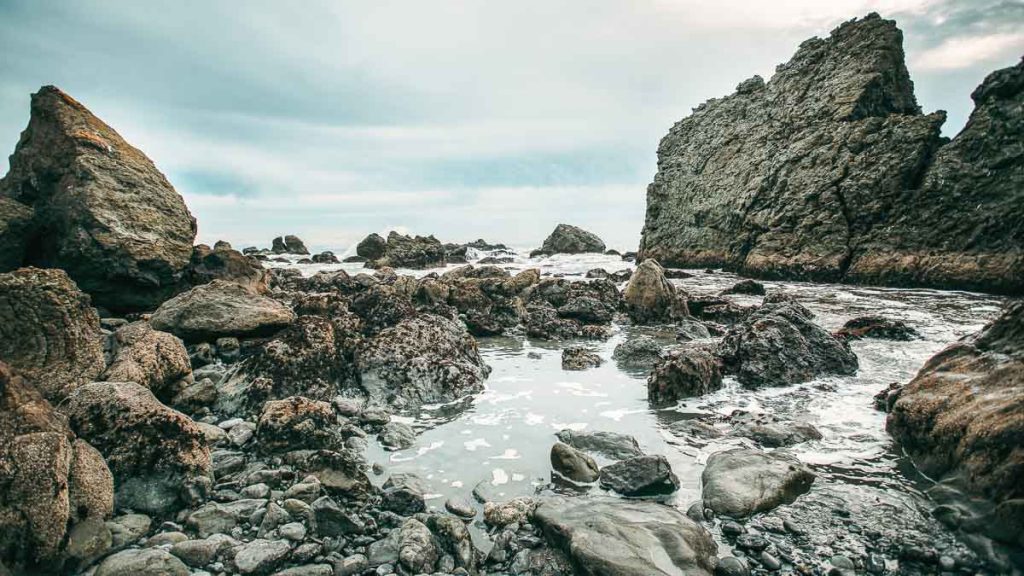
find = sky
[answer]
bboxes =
[1,1,1022,254]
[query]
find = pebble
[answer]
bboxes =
[759,551,781,571]
[279,522,308,541]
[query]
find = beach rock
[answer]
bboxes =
[272,234,309,255]
[561,347,602,371]
[726,412,823,448]
[723,280,766,296]
[550,442,600,483]
[187,242,269,294]
[555,429,644,461]
[311,250,339,264]
[94,548,189,576]
[719,297,857,387]
[63,381,211,514]
[638,16,1024,294]
[531,224,606,256]
[378,421,416,451]
[834,315,920,341]
[397,519,437,573]
[232,538,291,574]
[622,259,688,324]
[0,86,196,311]
[356,233,387,260]
[150,280,295,342]
[600,454,679,496]
[533,497,717,576]
[887,302,1024,544]
[0,197,32,271]
[257,396,343,453]
[612,335,663,368]
[647,348,723,405]
[364,232,446,269]
[102,321,191,401]
[356,314,489,409]
[0,267,104,402]
[701,448,815,517]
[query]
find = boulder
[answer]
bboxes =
[701,448,815,517]
[718,297,857,387]
[834,315,920,341]
[599,454,679,497]
[0,267,104,402]
[356,233,387,260]
[638,16,1023,294]
[723,279,766,296]
[726,412,822,448]
[533,497,717,576]
[362,232,446,269]
[256,396,343,453]
[0,86,196,311]
[612,335,663,369]
[187,243,269,294]
[647,348,722,406]
[150,280,295,342]
[622,260,688,324]
[561,347,602,371]
[531,224,606,256]
[555,429,644,461]
[0,197,32,271]
[887,302,1024,544]
[62,381,212,514]
[311,251,339,264]
[378,421,416,451]
[272,234,309,255]
[550,442,600,483]
[356,314,489,409]
[94,548,189,576]
[101,322,191,401]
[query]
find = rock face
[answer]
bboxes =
[0,197,32,271]
[187,243,269,294]
[638,15,1024,295]
[531,224,606,256]
[701,448,815,518]
[0,86,196,311]
[101,321,192,401]
[622,259,689,324]
[63,381,212,514]
[0,267,105,402]
[887,302,1024,543]
[150,280,296,342]
[719,296,857,387]
[533,497,717,576]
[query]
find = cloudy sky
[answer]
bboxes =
[1,1,1021,253]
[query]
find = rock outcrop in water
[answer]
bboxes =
[530,223,606,257]
[357,231,447,269]
[0,86,197,311]
[638,14,1024,294]
[271,234,309,255]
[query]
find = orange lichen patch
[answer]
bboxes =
[70,130,110,152]
[45,85,89,112]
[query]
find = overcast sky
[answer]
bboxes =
[1,1,1021,253]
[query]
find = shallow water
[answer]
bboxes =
[268,251,1009,566]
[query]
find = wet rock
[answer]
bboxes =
[0,267,104,402]
[378,421,416,451]
[94,548,189,576]
[106,513,152,548]
[102,321,191,401]
[311,251,339,264]
[531,224,606,256]
[719,297,857,387]
[0,86,196,311]
[887,302,1024,544]
[723,279,765,296]
[63,381,212,514]
[170,535,236,567]
[687,295,754,325]
[550,442,600,483]
[599,454,679,496]
[151,280,295,342]
[715,556,751,576]
[484,498,535,528]
[701,448,815,517]
[676,318,713,341]
[312,496,364,537]
[726,412,823,447]
[363,231,446,269]
[834,315,920,341]
[555,429,644,461]
[356,314,489,409]
[647,348,723,406]
[381,474,426,516]
[560,347,602,371]
[257,396,343,453]
[272,234,309,255]
[445,497,476,518]
[622,259,689,324]
[397,519,437,573]
[534,497,717,575]
[0,197,33,271]
[233,538,291,574]
[356,233,387,261]
[612,335,663,368]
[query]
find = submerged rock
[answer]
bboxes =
[550,442,600,483]
[622,259,689,324]
[531,223,606,256]
[599,454,680,497]
[638,16,1023,294]
[150,280,295,342]
[533,497,717,576]
[723,279,766,296]
[719,296,857,387]
[835,315,920,341]
[701,448,815,518]
[0,86,196,311]
[561,347,602,371]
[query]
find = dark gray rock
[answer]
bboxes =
[647,348,722,406]
[378,421,416,451]
[188,243,269,294]
[0,198,32,271]
[701,448,815,517]
[272,234,309,255]
[531,224,606,256]
[555,429,644,461]
[599,454,679,496]
[361,232,446,269]
[834,315,920,341]
[550,442,600,483]
[723,280,765,296]
[612,335,663,369]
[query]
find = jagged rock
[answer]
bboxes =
[0,86,196,311]
[356,314,489,409]
[0,362,114,573]
[834,315,920,341]
[530,224,606,257]
[887,302,1024,545]
[0,267,104,402]
[599,454,679,496]
[638,16,1023,294]
[533,497,717,576]
[612,335,664,368]
[272,235,309,255]
[701,448,815,517]
[101,322,191,401]
[524,277,619,339]
[0,197,32,271]
[555,429,644,461]
[257,396,343,453]
[150,280,295,342]
[311,251,339,264]
[647,348,722,406]
[361,232,446,269]
[561,347,602,371]
[550,442,600,483]
[187,243,269,294]
[62,381,212,514]
[622,260,688,324]
[719,297,857,387]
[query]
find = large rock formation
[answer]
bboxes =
[358,232,447,269]
[887,302,1024,545]
[0,86,197,310]
[531,224,606,257]
[638,14,1023,294]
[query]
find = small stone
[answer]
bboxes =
[444,497,476,519]
[233,539,292,574]
[242,483,271,499]
[334,553,369,576]
[735,533,768,551]
[279,522,307,541]
[721,520,746,536]
[759,551,781,570]
[715,556,750,576]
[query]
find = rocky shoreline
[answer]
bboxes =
[0,11,1022,576]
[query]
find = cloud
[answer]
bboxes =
[912,32,1024,70]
